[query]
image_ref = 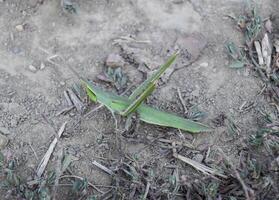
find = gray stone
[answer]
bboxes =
[199,62,209,67]
[28,65,37,72]
[192,154,204,163]
[15,24,24,32]
[0,134,8,149]
[105,53,125,68]
[40,62,45,70]
[0,127,10,135]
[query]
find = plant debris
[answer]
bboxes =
[36,122,67,177]
[61,0,77,13]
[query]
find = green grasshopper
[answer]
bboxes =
[84,54,211,133]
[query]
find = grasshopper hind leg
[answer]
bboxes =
[111,111,118,130]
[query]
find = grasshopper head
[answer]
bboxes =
[86,85,97,102]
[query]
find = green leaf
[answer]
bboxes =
[121,82,156,116]
[73,178,88,193]
[46,171,56,185]
[87,196,97,200]
[169,175,176,186]
[226,42,240,60]
[188,107,206,121]
[24,189,35,200]
[38,187,51,200]
[86,86,97,102]
[229,60,245,68]
[8,159,16,170]
[61,154,74,174]
[6,169,20,186]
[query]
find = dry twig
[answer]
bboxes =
[67,89,85,113]
[59,175,104,194]
[177,88,188,115]
[92,160,114,175]
[36,122,67,177]
[218,148,255,200]
[172,142,227,178]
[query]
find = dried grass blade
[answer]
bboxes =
[36,122,67,177]
[174,153,227,178]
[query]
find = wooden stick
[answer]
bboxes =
[142,182,150,200]
[158,138,195,149]
[67,89,85,113]
[36,122,67,177]
[56,106,75,116]
[64,90,73,106]
[254,41,264,65]
[177,88,188,114]
[92,160,114,175]
[218,148,255,200]
[59,175,104,194]
[174,153,227,178]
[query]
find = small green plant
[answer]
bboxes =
[61,0,77,13]
[106,67,128,90]
[0,151,92,199]
[202,181,219,200]
[243,7,262,44]
[72,178,88,194]
[225,2,262,69]
[225,42,249,69]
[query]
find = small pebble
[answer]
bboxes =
[28,65,37,72]
[184,133,194,140]
[106,53,125,68]
[0,127,10,135]
[15,24,24,32]
[199,62,209,67]
[243,68,250,77]
[69,112,75,117]
[11,47,21,54]
[197,143,209,151]
[192,87,200,97]
[192,154,204,163]
[0,134,8,149]
[60,81,66,86]
[40,62,45,70]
